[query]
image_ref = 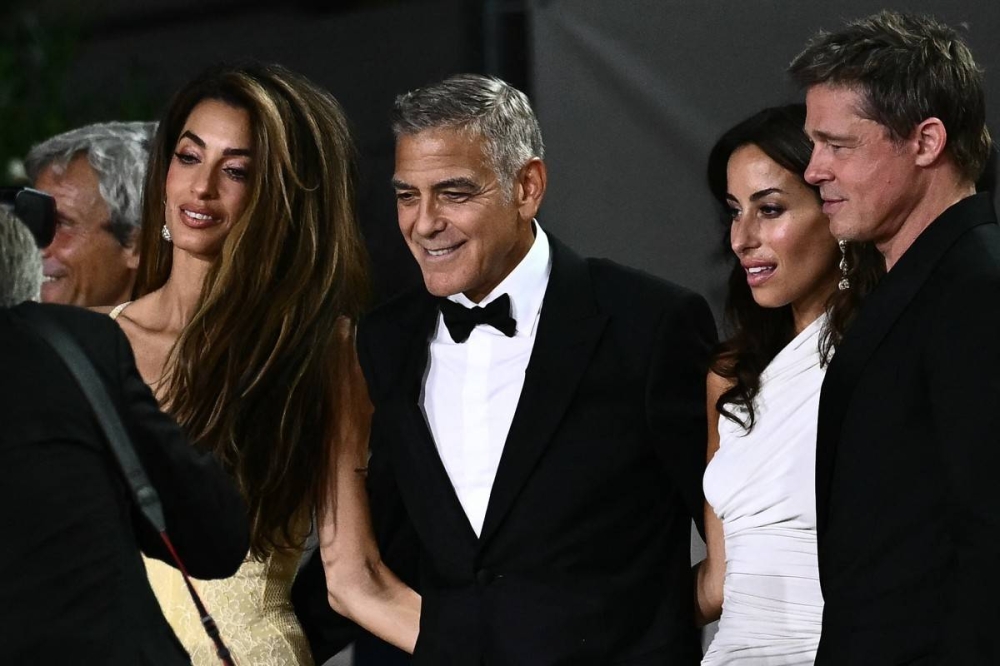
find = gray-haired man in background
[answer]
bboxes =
[26,121,156,307]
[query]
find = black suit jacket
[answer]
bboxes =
[358,236,715,666]
[0,303,249,665]
[815,193,1000,664]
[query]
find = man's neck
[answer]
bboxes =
[881,180,977,271]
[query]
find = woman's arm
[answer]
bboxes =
[694,370,729,627]
[317,320,420,653]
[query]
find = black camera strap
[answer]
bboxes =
[16,309,237,666]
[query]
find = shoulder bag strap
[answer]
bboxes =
[15,308,237,666]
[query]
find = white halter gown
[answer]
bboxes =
[701,315,827,665]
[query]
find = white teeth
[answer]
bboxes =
[427,247,455,257]
[43,276,58,282]
[747,266,772,275]
[184,210,213,220]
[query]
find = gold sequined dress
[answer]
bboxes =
[111,301,314,666]
[144,550,313,666]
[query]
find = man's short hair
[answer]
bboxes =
[391,74,545,197]
[25,121,157,246]
[789,10,992,183]
[0,208,43,306]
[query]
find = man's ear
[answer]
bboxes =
[913,117,948,168]
[516,157,547,221]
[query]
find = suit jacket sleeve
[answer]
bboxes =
[925,276,1000,656]
[645,290,717,539]
[111,320,250,579]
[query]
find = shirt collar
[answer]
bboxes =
[447,220,552,337]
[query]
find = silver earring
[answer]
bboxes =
[838,239,850,291]
[161,224,172,243]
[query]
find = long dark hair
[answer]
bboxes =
[707,104,883,430]
[136,63,370,557]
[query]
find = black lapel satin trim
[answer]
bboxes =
[390,290,481,548]
[478,235,608,545]
[815,193,997,536]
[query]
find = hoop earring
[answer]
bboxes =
[838,239,850,291]
[161,224,172,243]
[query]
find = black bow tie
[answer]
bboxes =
[439,293,517,343]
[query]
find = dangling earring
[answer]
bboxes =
[161,197,173,243]
[837,239,850,291]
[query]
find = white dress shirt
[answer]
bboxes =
[421,223,552,536]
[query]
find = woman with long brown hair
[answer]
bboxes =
[695,104,883,664]
[108,62,418,665]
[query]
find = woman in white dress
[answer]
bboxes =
[695,105,883,664]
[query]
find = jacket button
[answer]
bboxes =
[475,568,494,585]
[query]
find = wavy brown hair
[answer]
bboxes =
[707,104,884,430]
[135,62,369,557]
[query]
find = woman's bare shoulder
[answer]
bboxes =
[100,296,174,359]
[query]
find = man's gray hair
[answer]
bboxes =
[391,74,544,197]
[0,207,43,306]
[25,121,157,246]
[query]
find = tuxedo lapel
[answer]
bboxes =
[816,193,997,535]
[387,291,481,549]
[479,237,608,544]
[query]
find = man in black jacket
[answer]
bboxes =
[0,207,250,664]
[363,73,715,665]
[790,11,1000,664]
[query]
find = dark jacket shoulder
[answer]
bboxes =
[362,285,435,336]
[10,302,127,363]
[6,301,127,390]
[585,257,708,315]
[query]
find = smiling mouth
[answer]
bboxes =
[180,207,221,227]
[424,243,463,258]
[745,265,776,286]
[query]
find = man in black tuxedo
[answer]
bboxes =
[790,11,1000,664]
[0,207,250,664]
[352,73,716,665]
